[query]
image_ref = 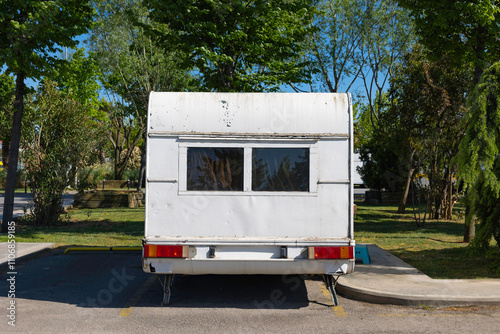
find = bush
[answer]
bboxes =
[22,81,102,225]
[0,167,27,189]
[120,146,142,170]
[122,169,140,182]
[77,163,114,193]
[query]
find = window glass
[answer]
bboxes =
[252,148,309,191]
[187,148,244,191]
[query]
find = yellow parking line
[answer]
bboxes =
[333,305,348,317]
[119,308,133,317]
[64,247,142,254]
[319,283,348,317]
[120,275,157,317]
[379,313,481,318]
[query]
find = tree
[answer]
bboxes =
[458,62,500,252]
[89,0,192,184]
[0,73,15,169]
[310,0,414,127]
[309,0,366,93]
[397,0,500,86]
[144,0,317,92]
[50,48,103,118]
[357,0,415,126]
[49,48,106,188]
[22,81,103,225]
[397,0,500,239]
[387,47,471,218]
[0,0,95,232]
[359,46,472,221]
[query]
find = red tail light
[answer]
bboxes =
[308,246,353,260]
[144,245,189,258]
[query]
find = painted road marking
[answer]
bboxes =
[120,275,157,317]
[333,306,348,317]
[379,313,482,318]
[319,282,348,317]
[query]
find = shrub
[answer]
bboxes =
[22,81,102,225]
[77,163,114,193]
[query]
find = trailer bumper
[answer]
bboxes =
[142,241,355,275]
[142,257,354,275]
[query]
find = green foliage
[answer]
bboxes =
[387,47,471,218]
[49,48,104,119]
[0,0,95,78]
[90,0,191,108]
[120,146,142,170]
[353,101,374,150]
[458,61,500,251]
[397,0,500,83]
[358,46,471,221]
[0,72,15,151]
[22,81,104,225]
[144,0,317,92]
[459,62,500,195]
[0,168,6,187]
[0,72,15,127]
[0,0,96,231]
[77,163,114,193]
[123,169,140,182]
[357,95,407,191]
[89,0,192,180]
[0,168,26,189]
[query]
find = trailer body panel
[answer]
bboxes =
[143,92,355,275]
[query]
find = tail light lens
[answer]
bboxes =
[308,246,353,260]
[144,245,189,258]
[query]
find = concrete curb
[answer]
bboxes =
[337,281,500,307]
[337,244,500,307]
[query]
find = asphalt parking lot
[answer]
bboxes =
[1,250,499,333]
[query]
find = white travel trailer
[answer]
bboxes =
[143,92,355,305]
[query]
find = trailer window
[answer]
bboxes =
[187,148,244,191]
[252,148,309,191]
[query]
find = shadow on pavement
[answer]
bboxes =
[0,249,310,310]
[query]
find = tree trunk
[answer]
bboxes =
[398,167,414,214]
[114,147,123,180]
[447,172,453,220]
[398,150,415,214]
[434,195,441,219]
[2,72,25,233]
[137,138,147,192]
[463,203,476,243]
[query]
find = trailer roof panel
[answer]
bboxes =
[148,92,350,136]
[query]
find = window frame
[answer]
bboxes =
[178,140,318,196]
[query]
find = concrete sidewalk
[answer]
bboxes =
[0,242,56,272]
[338,244,500,307]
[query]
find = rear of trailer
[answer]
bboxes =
[142,92,355,304]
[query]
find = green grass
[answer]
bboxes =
[355,203,500,279]
[0,188,33,193]
[0,207,145,247]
